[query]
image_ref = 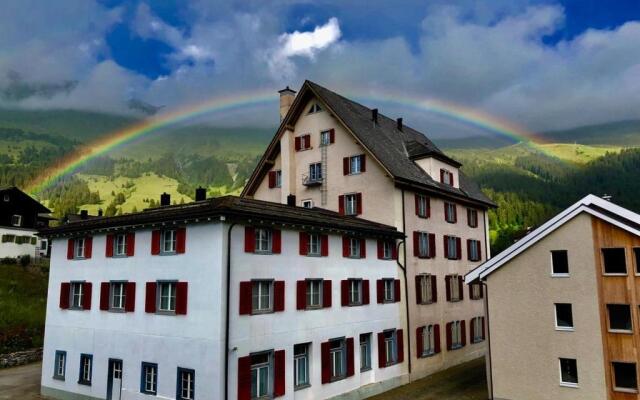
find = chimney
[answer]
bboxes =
[278,86,297,121]
[287,194,296,206]
[80,210,88,219]
[397,118,403,131]
[160,192,171,206]
[195,187,207,201]
[98,208,103,217]
[372,108,378,125]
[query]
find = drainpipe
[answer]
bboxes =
[396,189,412,377]
[224,222,237,400]
[482,280,494,400]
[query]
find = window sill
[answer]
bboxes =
[329,375,347,383]
[420,351,437,358]
[159,252,178,256]
[108,308,126,313]
[419,301,435,306]
[555,327,575,332]
[551,273,570,278]
[305,306,323,311]
[608,329,633,334]
[155,310,177,316]
[560,382,579,388]
[360,367,372,373]
[294,383,311,391]
[251,310,274,315]
[347,172,363,176]
[254,251,274,255]
[470,297,483,301]
[614,387,639,394]
[52,375,65,381]
[450,344,464,351]
[603,273,628,277]
[77,380,91,386]
[346,303,364,307]
[448,299,463,303]
[445,220,457,224]
[141,391,158,396]
[471,338,485,344]
[417,215,430,219]
[296,147,313,152]
[305,253,322,257]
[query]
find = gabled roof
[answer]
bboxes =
[40,195,403,239]
[242,80,495,208]
[466,194,640,282]
[0,186,51,213]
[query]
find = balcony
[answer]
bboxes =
[302,174,323,187]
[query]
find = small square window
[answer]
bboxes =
[608,304,632,332]
[11,215,22,227]
[551,250,569,275]
[141,362,158,395]
[603,248,627,274]
[559,358,578,386]
[555,303,574,330]
[613,362,638,392]
[301,199,313,209]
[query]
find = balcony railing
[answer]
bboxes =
[302,174,323,187]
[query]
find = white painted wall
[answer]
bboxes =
[0,226,39,258]
[413,157,460,189]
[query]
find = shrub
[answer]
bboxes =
[19,255,31,267]
[1,257,17,265]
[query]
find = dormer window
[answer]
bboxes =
[11,215,22,227]
[440,169,454,186]
[308,103,323,114]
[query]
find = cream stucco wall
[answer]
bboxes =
[413,157,459,189]
[487,213,606,400]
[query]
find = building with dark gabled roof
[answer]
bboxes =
[0,186,52,258]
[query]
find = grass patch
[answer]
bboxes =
[537,143,622,163]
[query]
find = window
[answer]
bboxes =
[1,234,15,243]
[603,248,627,274]
[177,368,195,400]
[158,281,177,313]
[635,248,640,274]
[110,282,126,311]
[302,199,313,209]
[71,282,84,309]
[345,194,358,216]
[417,274,434,304]
[75,238,86,259]
[141,362,158,395]
[162,229,177,254]
[450,321,463,349]
[53,351,66,380]
[418,232,430,258]
[448,275,461,302]
[3,194,9,202]
[308,233,321,256]
[468,240,481,261]
[444,202,457,223]
[306,280,322,308]
[384,331,398,365]
[348,279,362,306]
[467,209,478,227]
[309,162,323,182]
[612,362,638,392]
[320,130,331,146]
[274,171,282,188]
[445,236,459,260]
[382,241,393,259]
[470,283,483,300]
[555,303,574,330]
[422,325,436,356]
[348,237,361,258]
[441,169,454,186]
[329,339,346,380]
[251,352,272,398]
[416,195,429,218]
[252,280,273,313]
[360,334,371,371]
[11,214,22,227]
[114,234,126,256]
[296,134,312,151]
[472,317,484,343]
[559,358,578,387]
[608,304,632,332]
[79,354,92,385]
[383,279,395,303]
[347,155,364,175]
[552,250,569,276]
[255,228,273,253]
[308,103,322,114]
[294,343,310,389]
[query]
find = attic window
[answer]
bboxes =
[3,194,8,202]
[308,103,323,114]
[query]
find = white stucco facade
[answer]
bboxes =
[0,226,42,258]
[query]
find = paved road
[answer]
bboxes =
[0,362,43,400]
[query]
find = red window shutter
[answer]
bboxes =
[456,237,462,260]
[426,197,431,218]
[274,350,285,397]
[272,229,282,254]
[274,281,285,312]
[443,236,448,259]
[296,280,306,310]
[244,227,255,253]
[481,317,486,339]
[360,155,366,172]
[125,282,136,312]
[342,236,349,257]
[394,279,401,302]
[151,230,161,255]
[453,205,458,223]
[416,327,424,357]
[445,276,451,301]
[295,136,301,151]
[100,282,110,310]
[415,276,422,304]
[343,157,349,175]
[105,235,114,257]
[478,242,482,261]
[176,228,186,254]
[413,232,420,257]
[126,232,135,256]
[84,237,93,259]
[341,280,349,306]
[396,329,404,363]
[321,342,331,384]
[451,174,455,187]
[458,276,464,301]
[356,193,363,215]
[237,356,251,400]
[440,169,445,183]
[377,240,383,259]
[429,233,436,258]
[305,135,311,149]
[145,282,157,313]
[322,280,332,308]
[176,282,188,315]
[480,283,484,299]
[391,242,398,260]
[446,322,452,351]
[470,318,476,343]
[359,238,366,258]
[321,234,329,256]
[82,282,92,310]
[67,239,74,259]
[377,332,386,368]
[268,171,276,188]
[444,203,449,221]
[299,232,309,256]
[415,194,420,216]
[239,282,252,315]
[431,275,438,303]
[434,324,441,353]
[346,338,355,377]
[461,320,467,346]
[469,283,474,299]
[466,239,471,261]
[338,195,345,215]
[329,128,335,143]
[60,282,70,309]
[362,280,370,305]
[376,280,384,304]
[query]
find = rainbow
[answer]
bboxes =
[25,86,548,194]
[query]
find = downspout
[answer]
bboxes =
[224,222,237,400]
[396,189,412,377]
[482,280,494,400]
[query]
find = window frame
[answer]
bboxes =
[294,343,311,390]
[254,228,273,254]
[301,199,313,209]
[329,338,347,381]
[383,330,398,366]
[448,275,461,302]
[446,236,458,259]
[141,362,158,395]
[11,214,22,227]
[559,358,579,388]
[554,303,575,331]
[360,333,372,372]
[157,281,178,314]
[416,195,429,218]
[307,233,321,256]
[114,233,127,257]
[418,232,430,258]
[551,250,570,277]
[348,237,361,258]
[70,281,84,310]
[252,280,274,314]
[348,155,363,175]
[177,367,195,400]
[306,279,323,309]
[110,281,126,312]
[444,202,456,223]
[470,283,482,300]
[344,193,358,216]
[602,248,628,275]
[441,169,454,186]
[468,240,481,261]
[418,274,433,305]
[308,162,323,182]
[450,321,463,349]
[74,237,86,259]
[607,304,633,333]
[274,170,282,188]
[382,240,393,260]
[348,279,363,306]
[612,362,638,393]
[422,325,436,357]
[53,350,66,380]
[251,351,273,398]
[161,229,177,254]
[320,130,331,146]
[383,279,395,303]
[78,354,93,386]
[472,317,484,343]
[467,208,478,227]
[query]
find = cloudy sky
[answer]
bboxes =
[1,0,639,138]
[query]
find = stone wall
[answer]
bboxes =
[0,347,42,368]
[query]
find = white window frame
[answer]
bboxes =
[54,351,66,380]
[451,321,463,349]
[383,279,395,303]
[360,334,371,372]
[251,352,273,398]
[309,162,322,182]
[442,169,453,186]
[419,232,430,257]
[329,339,346,380]
[417,195,428,217]
[422,325,436,356]
[306,279,322,309]
[555,303,574,331]
[384,330,398,365]
[348,238,361,258]
[612,362,639,393]
[114,234,126,256]
[255,228,273,253]
[158,281,177,313]
[71,282,84,309]
[275,170,282,188]
[551,250,570,277]
[473,317,484,342]
[308,233,321,256]
[348,279,362,306]
[559,358,579,388]
[349,155,362,175]
[344,194,357,216]
[320,130,331,146]
[294,343,310,389]
[79,354,92,385]
[252,280,273,313]
[382,241,393,259]
[161,229,177,254]
[74,238,85,259]
[419,274,433,304]
[142,363,158,394]
[449,275,461,302]
[11,214,22,227]
[301,199,313,209]
[179,368,195,400]
[308,103,322,114]
[110,281,126,311]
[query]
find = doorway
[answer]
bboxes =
[107,359,123,400]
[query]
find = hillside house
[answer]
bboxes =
[0,186,51,259]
